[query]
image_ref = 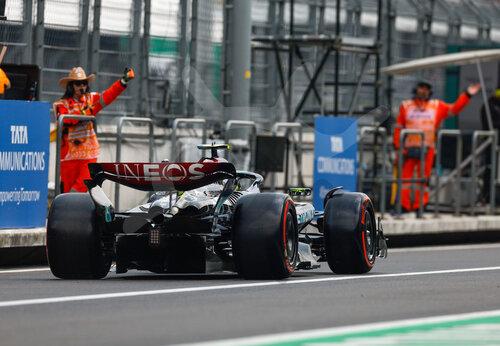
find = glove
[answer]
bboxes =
[81,105,93,115]
[120,67,135,86]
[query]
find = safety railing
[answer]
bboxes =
[224,120,257,170]
[55,115,97,196]
[270,122,303,192]
[396,129,426,217]
[434,130,462,217]
[114,117,154,211]
[358,126,388,217]
[470,130,497,216]
[171,118,207,161]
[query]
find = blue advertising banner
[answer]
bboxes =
[313,116,358,211]
[0,100,50,228]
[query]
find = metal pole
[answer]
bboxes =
[294,46,332,120]
[435,130,462,217]
[359,127,387,217]
[89,0,101,77]
[374,0,382,108]
[397,129,425,217]
[142,0,151,116]
[271,122,303,192]
[55,115,97,196]
[397,141,403,216]
[457,134,462,216]
[476,58,493,131]
[384,0,395,113]
[471,132,478,216]
[22,0,33,64]
[224,120,256,170]
[470,130,495,215]
[179,0,189,116]
[288,0,294,123]
[131,0,142,115]
[294,46,322,104]
[273,41,291,120]
[229,0,252,130]
[188,0,198,116]
[435,133,441,217]
[268,0,278,122]
[115,117,154,210]
[79,0,90,68]
[334,0,340,116]
[34,0,44,81]
[171,118,207,161]
[490,131,497,214]
[347,54,370,118]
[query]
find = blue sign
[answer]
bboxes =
[0,100,50,228]
[313,116,357,211]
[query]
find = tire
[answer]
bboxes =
[46,193,111,279]
[324,192,376,274]
[232,193,298,279]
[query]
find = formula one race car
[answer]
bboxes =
[47,144,387,280]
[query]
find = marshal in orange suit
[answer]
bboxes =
[53,66,135,193]
[393,80,481,212]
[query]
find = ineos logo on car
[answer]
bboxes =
[162,164,187,182]
[112,163,206,182]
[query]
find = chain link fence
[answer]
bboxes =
[0,0,499,127]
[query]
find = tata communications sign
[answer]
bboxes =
[313,116,357,211]
[0,101,50,228]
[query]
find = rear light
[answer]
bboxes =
[149,226,161,247]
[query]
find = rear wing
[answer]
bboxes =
[86,162,236,191]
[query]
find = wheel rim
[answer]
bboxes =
[285,211,297,264]
[364,210,375,262]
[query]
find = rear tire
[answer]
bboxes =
[47,193,111,279]
[324,192,376,274]
[233,193,298,279]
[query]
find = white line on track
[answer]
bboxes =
[0,266,500,308]
[390,243,500,253]
[0,267,50,274]
[176,309,500,346]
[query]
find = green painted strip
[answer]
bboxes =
[150,36,179,55]
[262,315,500,345]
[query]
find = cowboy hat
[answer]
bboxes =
[58,67,95,89]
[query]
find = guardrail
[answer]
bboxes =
[171,118,207,161]
[396,129,426,217]
[271,122,303,192]
[224,120,257,170]
[114,117,154,210]
[55,115,97,196]
[358,126,388,217]
[471,130,497,215]
[434,130,462,217]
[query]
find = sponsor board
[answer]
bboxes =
[313,116,357,211]
[0,101,50,228]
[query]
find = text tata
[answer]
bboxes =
[11,126,28,144]
[113,163,206,182]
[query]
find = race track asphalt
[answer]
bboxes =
[1,243,500,346]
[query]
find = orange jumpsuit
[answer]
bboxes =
[0,68,10,94]
[53,80,126,193]
[393,93,471,211]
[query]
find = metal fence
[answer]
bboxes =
[2,0,500,215]
[1,0,499,125]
